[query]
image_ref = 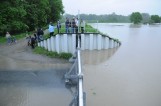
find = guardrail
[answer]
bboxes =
[64,34,85,106]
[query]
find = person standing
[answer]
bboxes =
[80,19,85,33]
[26,35,31,46]
[6,32,11,45]
[75,18,79,33]
[39,28,44,40]
[31,36,36,49]
[48,23,54,37]
[69,19,72,33]
[65,18,69,33]
[57,20,61,33]
[71,18,76,33]
[37,28,41,41]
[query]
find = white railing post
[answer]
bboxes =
[63,34,68,52]
[56,35,60,53]
[51,36,55,52]
[44,40,47,49]
[47,38,51,51]
[81,34,85,50]
[40,41,43,47]
[97,34,102,50]
[104,37,109,49]
[109,39,113,48]
[89,34,94,50]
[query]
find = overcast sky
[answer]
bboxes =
[62,0,161,16]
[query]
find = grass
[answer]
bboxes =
[85,24,98,33]
[33,47,72,60]
[0,37,6,44]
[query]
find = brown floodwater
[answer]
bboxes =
[1,23,161,106]
[0,40,73,106]
[82,23,161,106]
[0,70,73,106]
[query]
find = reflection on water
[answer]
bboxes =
[85,23,161,106]
[0,70,72,106]
[129,24,142,28]
[82,47,119,65]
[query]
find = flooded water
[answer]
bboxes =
[83,23,161,106]
[1,23,161,106]
[0,39,73,106]
[0,70,72,106]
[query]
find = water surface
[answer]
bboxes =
[83,23,161,106]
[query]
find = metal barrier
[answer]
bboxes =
[65,34,85,106]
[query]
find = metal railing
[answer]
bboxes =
[64,34,85,106]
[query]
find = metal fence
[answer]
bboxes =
[64,34,85,106]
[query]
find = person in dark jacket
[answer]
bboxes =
[31,37,36,49]
[39,28,44,40]
[57,20,61,33]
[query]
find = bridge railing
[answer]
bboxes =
[64,34,85,106]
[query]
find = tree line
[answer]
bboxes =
[0,0,64,35]
[62,12,161,24]
[130,12,161,24]
[62,13,130,23]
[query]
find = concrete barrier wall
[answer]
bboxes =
[38,33,121,54]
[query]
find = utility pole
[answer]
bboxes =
[78,10,80,33]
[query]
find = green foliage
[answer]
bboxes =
[141,13,150,24]
[151,15,160,23]
[0,0,64,35]
[130,12,143,24]
[33,47,72,59]
[49,0,64,22]
[61,13,130,23]
[85,24,98,33]
[0,37,6,44]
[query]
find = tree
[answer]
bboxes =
[130,12,142,24]
[151,15,160,23]
[0,0,28,34]
[0,0,64,35]
[48,0,64,22]
[141,13,150,24]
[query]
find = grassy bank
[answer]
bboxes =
[33,47,72,60]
